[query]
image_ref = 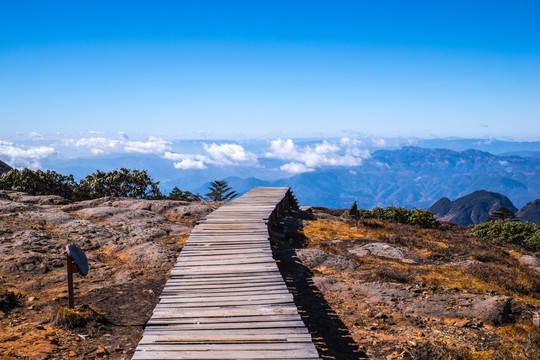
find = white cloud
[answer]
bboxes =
[203,143,258,165]
[163,143,258,170]
[0,140,55,168]
[371,138,387,147]
[266,138,369,171]
[124,137,171,154]
[266,139,299,159]
[69,137,119,148]
[164,152,209,169]
[163,152,189,161]
[314,141,340,154]
[173,159,207,170]
[62,136,172,157]
[280,162,314,174]
[348,147,370,158]
[340,137,363,146]
[63,137,121,156]
[28,132,43,140]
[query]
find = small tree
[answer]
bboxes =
[487,206,518,222]
[205,180,238,201]
[169,187,202,201]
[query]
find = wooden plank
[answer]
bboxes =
[146,314,302,325]
[160,286,290,294]
[157,297,294,307]
[140,327,311,336]
[150,305,301,319]
[134,343,318,351]
[132,350,319,360]
[159,293,294,302]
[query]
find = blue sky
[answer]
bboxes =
[1,1,539,140]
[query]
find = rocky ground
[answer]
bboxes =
[272,208,540,359]
[0,190,219,359]
[1,191,540,359]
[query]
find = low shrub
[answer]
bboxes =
[468,220,540,252]
[343,206,439,228]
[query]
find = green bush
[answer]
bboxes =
[0,168,76,199]
[168,187,202,201]
[468,220,540,252]
[342,205,439,228]
[74,168,162,200]
[0,167,166,201]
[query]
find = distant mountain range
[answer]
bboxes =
[2,143,540,210]
[211,147,540,209]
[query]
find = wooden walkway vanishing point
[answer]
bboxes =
[133,187,321,360]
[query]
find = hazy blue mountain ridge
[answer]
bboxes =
[215,147,540,209]
[4,144,540,210]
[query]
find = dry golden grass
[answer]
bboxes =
[303,219,540,303]
[176,235,189,245]
[418,265,507,294]
[298,217,540,359]
[302,219,391,242]
[496,323,540,359]
[52,305,107,329]
[97,246,132,268]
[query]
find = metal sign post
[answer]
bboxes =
[65,244,89,309]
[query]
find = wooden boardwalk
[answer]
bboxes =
[133,187,321,360]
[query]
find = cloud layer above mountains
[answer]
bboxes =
[266,138,369,173]
[0,140,55,168]
[0,133,372,174]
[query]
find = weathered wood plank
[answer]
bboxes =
[132,350,320,360]
[146,314,302,325]
[150,305,302,317]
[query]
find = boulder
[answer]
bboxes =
[296,249,358,273]
[351,242,407,260]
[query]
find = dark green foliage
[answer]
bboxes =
[487,206,518,222]
[408,208,440,228]
[468,220,540,252]
[0,168,76,199]
[74,168,162,200]
[205,180,238,202]
[169,187,202,201]
[342,206,439,228]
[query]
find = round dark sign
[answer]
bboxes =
[66,244,89,276]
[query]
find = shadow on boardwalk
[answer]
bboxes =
[271,212,368,360]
